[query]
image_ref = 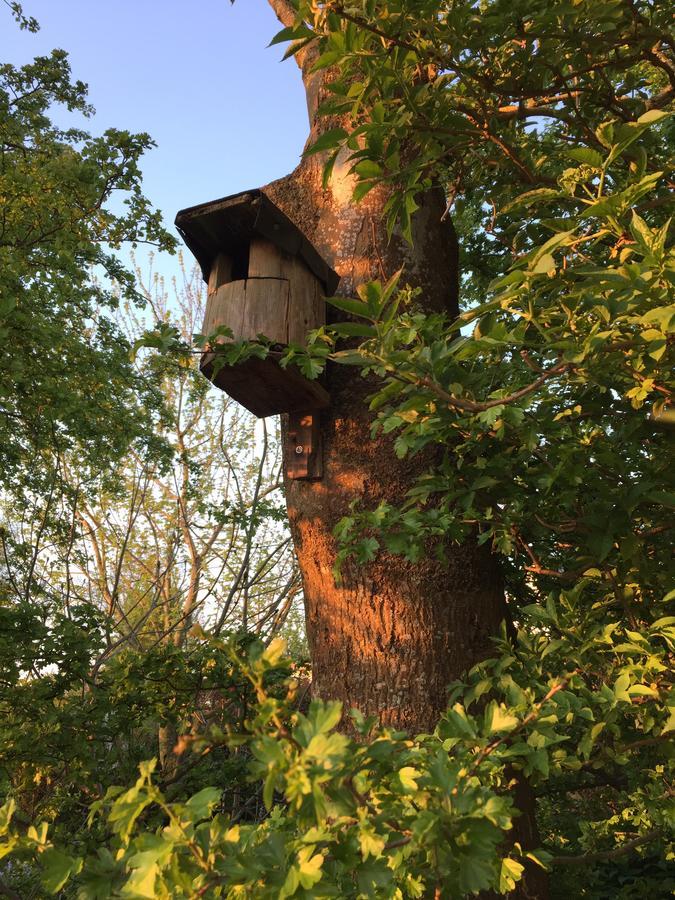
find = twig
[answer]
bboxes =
[413,361,572,414]
[469,677,574,775]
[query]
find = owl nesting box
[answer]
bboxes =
[175,189,338,419]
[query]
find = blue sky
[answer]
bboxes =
[5,0,309,281]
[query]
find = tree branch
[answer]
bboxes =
[549,829,662,866]
[413,361,572,414]
[267,0,296,29]
[469,677,572,776]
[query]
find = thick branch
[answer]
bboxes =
[549,829,662,866]
[267,0,317,85]
[268,0,296,29]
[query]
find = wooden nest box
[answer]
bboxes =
[175,189,338,419]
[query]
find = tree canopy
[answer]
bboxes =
[0,24,175,498]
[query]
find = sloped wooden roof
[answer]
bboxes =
[175,189,339,295]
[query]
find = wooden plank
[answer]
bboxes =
[239,277,290,344]
[202,277,290,344]
[248,238,285,278]
[207,252,232,295]
[251,244,326,344]
[287,411,322,480]
[202,279,245,339]
[286,256,324,345]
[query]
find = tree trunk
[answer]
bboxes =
[263,5,546,894]
[263,10,506,734]
[158,721,179,780]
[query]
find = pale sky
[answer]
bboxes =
[5,0,309,281]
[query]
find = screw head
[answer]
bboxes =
[294,445,304,455]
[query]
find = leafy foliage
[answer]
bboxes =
[0,36,175,497]
[0,593,277,883]
[273,1,674,893]
[0,640,533,898]
[1,0,674,896]
[2,635,671,897]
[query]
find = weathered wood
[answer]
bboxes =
[207,252,232,295]
[287,412,322,480]
[287,257,324,345]
[248,237,285,279]
[197,214,330,418]
[200,352,329,418]
[202,278,289,344]
[241,278,290,344]
[203,266,326,345]
[248,239,325,343]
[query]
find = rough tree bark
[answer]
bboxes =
[264,8,548,900]
[265,0,505,735]
[263,5,545,894]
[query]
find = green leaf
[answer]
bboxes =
[605,120,651,164]
[0,799,16,834]
[262,637,287,667]
[397,766,420,792]
[332,349,372,365]
[532,253,556,274]
[566,147,603,167]
[121,862,158,899]
[263,772,277,810]
[614,673,631,702]
[304,128,349,157]
[310,700,343,734]
[458,850,493,894]
[500,188,561,215]
[353,179,379,202]
[305,730,350,761]
[108,786,152,842]
[311,50,344,71]
[41,849,82,895]
[637,109,671,125]
[326,296,372,318]
[485,701,519,734]
[280,865,300,899]
[359,826,386,860]
[354,159,383,179]
[628,684,659,698]
[357,279,384,316]
[297,848,324,889]
[184,787,222,822]
[268,24,315,47]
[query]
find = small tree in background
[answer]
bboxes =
[0,7,303,889]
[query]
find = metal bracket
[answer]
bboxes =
[287,411,322,480]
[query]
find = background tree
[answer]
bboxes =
[0,11,302,889]
[0,254,303,813]
[0,26,175,501]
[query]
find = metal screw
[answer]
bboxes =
[295,445,304,455]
